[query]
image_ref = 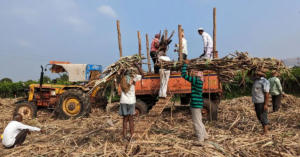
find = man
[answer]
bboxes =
[269,71,284,112]
[2,114,41,148]
[174,32,188,60]
[181,59,208,142]
[251,71,270,134]
[150,34,160,73]
[198,28,213,59]
[119,63,143,140]
[158,55,171,98]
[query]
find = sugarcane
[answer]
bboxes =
[88,54,145,94]
[158,52,291,83]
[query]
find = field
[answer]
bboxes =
[0,96,299,157]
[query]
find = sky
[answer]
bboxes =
[0,0,299,81]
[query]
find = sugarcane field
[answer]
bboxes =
[0,1,300,157]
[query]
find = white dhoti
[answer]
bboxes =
[190,108,208,141]
[202,47,213,59]
[159,69,170,98]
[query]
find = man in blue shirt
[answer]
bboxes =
[251,71,270,135]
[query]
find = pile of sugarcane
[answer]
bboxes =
[88,54,144,94]
[159,52,290,83]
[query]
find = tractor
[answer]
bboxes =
[14,61,106,119]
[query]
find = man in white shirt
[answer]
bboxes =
[119,63,143,140]
[2,114,41,148]
[198,28,213,59]
[174,32,188,60]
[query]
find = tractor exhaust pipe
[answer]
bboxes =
[40,65,44,88]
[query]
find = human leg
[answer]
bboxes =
[14,129,29,146]
[128,115,134,138]
[191,108,205,141]
[123,116,128,139]
[273,95,281,112]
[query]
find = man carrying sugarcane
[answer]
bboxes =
[119,63,143,140]
[269,71,284,112]
[251,71,270,134]
[182,59,208,142]
[198,28,213,60]
[150,34,161,73]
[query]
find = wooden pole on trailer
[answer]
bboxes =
[164,29,168,40]
[146,34,151,72]
[137,31,142,68]
[116,20,122,58]
[178,25,183,62]
[213,8,218,59]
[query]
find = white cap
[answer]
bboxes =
[198,27,204,31]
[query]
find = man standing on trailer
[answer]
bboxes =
[175,31,188,60]
[181,59,208,142]
[198,28,213,60]
[119,63,143,140]
[251,71,270,134]
[150,34,161,73]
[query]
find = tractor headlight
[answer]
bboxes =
[51,90,56,96]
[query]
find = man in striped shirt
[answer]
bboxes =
[181,60,208,142]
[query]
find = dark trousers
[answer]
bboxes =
[150,51,160,74]
[178,54,187,61]
[272,94,281,112]
[14,129,29,146]
[254,103,269,126]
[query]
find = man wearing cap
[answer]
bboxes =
[150,34,161,73]
[251,71,270,134]
[268,71,284,112]
[198,28,213,59]
[182,59,208,142]
[174,31,188,60]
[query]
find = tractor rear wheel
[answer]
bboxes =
[14,102,37,120]
[135,99,148,116]
[56,89,90,119]
[203,98,219,121]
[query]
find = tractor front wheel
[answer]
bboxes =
[14,102,37,120]
[56,89,90,119]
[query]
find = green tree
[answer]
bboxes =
[0,78,13,83]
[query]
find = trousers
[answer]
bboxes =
[254,103,269,126]
[190,108,208,141]
[272,94,281,112]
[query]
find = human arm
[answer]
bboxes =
[16,122,41,132]
[181,63,196,83]
[275,78,283,94]
[134,63,144,76]
[263,79,270,111]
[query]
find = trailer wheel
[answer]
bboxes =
[203,98,219,121]
[135,99,148,116]
[56,89,90,119]
[14,102,37,120]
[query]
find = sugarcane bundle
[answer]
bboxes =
[159,52,290,83]
[88,54,144,94]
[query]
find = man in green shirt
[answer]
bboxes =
[181,59,208,142]
[268,71,284,112]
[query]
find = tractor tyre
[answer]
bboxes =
[56,89,90,119]
[109,99,148,117]
[14,102,37,120]
[203,98,218,121]
[94,92,108,110]
[135,99,148,116]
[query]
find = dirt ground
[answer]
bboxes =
[0,95,299,157]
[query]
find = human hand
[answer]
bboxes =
[264,105,268,111]
[184,60,190,64]
[40,129,46,134]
